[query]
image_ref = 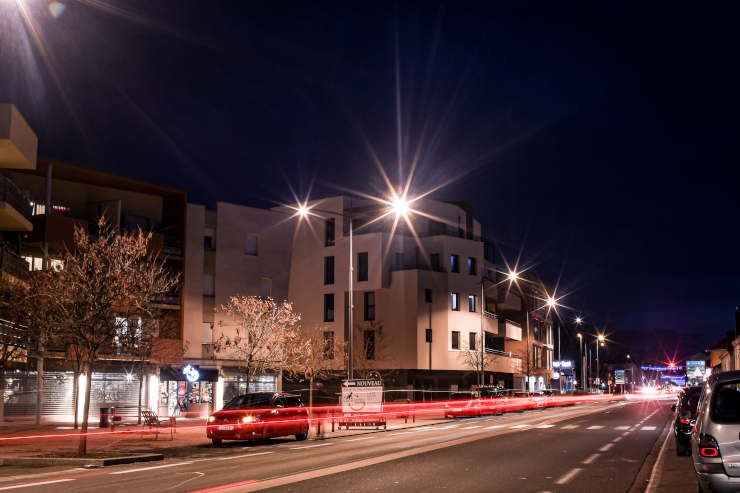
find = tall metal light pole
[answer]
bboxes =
[577,332,583,390]
[297,197,410,381]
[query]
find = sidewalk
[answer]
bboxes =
[656,431,697,493]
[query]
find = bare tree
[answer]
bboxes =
[515,344,546,391]
[292,324,346,414]
[352,320,392,380]
[212,296,303,393]
[457,334,500,387]
[40,220,179,454]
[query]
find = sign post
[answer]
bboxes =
[339,379,386,430]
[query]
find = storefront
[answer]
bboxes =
[158,366,219,418]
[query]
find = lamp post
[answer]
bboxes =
[596,335,605,389]
[577,331,583,391]
[297,197,409,380]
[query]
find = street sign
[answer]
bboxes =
[341,379,383,414]
[552,371,560,380]
[615,370,625,385]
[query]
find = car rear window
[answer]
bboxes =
[680,389,702,411]
[285,396,302,407]
[710,382,740,423]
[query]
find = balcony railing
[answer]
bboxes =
[502,319,521,328]
[163,236,183,256]
[389,262,446,273]
[485,348,521,359]
[0,177,32,222]
[484,310,498,320]
[0,248,29,280]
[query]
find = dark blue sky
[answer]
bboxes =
[2,1,738,361]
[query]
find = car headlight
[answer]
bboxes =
[208,416,216,423]
[242,415,259,423]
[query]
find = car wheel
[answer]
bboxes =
[295,424,309,441]
[676,442,686,456]
[211,438,222,445]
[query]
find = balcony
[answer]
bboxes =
[0,104,38,170]
[27,214,88,248]
[389,261,446,273]
[501,319,522,341]
[497,289,521,311]
[485,348,521,360]
[0,177,33,231]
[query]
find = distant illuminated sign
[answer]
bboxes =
[615,370,625,385]
[553,361,572,368]
[552,371,560,380]
[641,366,684,372]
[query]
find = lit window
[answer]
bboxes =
[469,295,477,312]
[451,293,460,311]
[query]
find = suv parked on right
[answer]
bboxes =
[672,385,703,456]
[692,370,740,492]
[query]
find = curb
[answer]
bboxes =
[0,454,164,467]
[629,415,674,493]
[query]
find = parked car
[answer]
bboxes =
[671,385,703,456]
[691,370,740,492]
[509,391,536,411]
[478,387,508,414]
[206,392,309,445]
[444,392,482,418]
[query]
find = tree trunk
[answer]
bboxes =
[309,376,314,436]
[137,374,144,425]
[245,369,251,394]
[73,369,79,429]
[0,367,5,422]
[35,356,43,425]
[78,362,93,455]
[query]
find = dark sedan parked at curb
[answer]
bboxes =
[671,385,702,456]
[206,392,309,445]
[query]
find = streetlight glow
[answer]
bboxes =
[576,317,582,324]
[507,271,518,281]
[297,205,309,217]
[598,334,605,341]
[391,197,409,216]
[547,298,556,307]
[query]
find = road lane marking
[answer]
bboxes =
[622,432,630,436]
[554,468,583,485]
[587,426,603,429]
[437,425,460,429]
[582,454,600,464]
[561,425,579,429]
[459,426,482,429]
[290,443,333,450]
[599,443,614,451]
[343,436,375,442]
[535,425,555,428]
[613,437,623,442]
[0,479,76,490]
[215,452,274,461]
[486,425,504,429]
[110,462,194,474]
[641,426,657,431]
[616,426,630,430]
[510,425,528,428]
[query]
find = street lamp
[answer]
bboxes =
[297,197,410,380]
[577,331,584,391]
[596,335,605,389]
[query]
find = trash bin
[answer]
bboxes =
[99,407,109,428]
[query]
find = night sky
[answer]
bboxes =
[2,1,739,363]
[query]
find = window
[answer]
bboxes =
[202,323,212,344]
[469,332,477,351]
[324,293,334,322]
[324,256,335,285]
[451,293,460,311]
[259,278,271,299]
[711,382,740,423]
[468,257,477,275]
[357,252,368,282]
[364,330,375,360]
[451,331,460,350]
[425,289,432,303]
[469,295,477,312]
[203,275,214,296]
[451,254,460,273]
[483,242,494,262]
[323,331,335,360]
[245,234,258,255]
[284,396,301,408]
[430,254,440,272]
[114,317,141,347]
[395,252,404,271]
[204,228,215,250]
[325,218,335,246]
[364,291,376,321]
[425,328,432,343]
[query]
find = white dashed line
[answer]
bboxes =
[561,425,579,429]
[599,443,614,452]
[615,426,630,430]
[437,425,460,429]
[510,425,528,428]
[622,432,631,436]
[587,426,604,430]
[343,436,376,442]
[110,462,194,475]
[486,425,505,429]
[290,443,333,450]
[554,468,584,485]
[582,454,600,464]
[613,437,623,442]
[535,425,556,428]
[215,452,274,461]
[459,426,483,429]
[641,426,657,431]
[0,479,76,490]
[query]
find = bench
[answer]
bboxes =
[109,406,148,432]
[141,410,174,440]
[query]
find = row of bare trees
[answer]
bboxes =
[0,219,179,454]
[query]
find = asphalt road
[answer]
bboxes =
[0,397,673,493]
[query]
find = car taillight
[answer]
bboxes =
[680,418,690,424]
[699,434,721,458]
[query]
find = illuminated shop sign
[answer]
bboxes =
[183,365,200,382]
[553,361,572,368]
[641,366,684,371]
